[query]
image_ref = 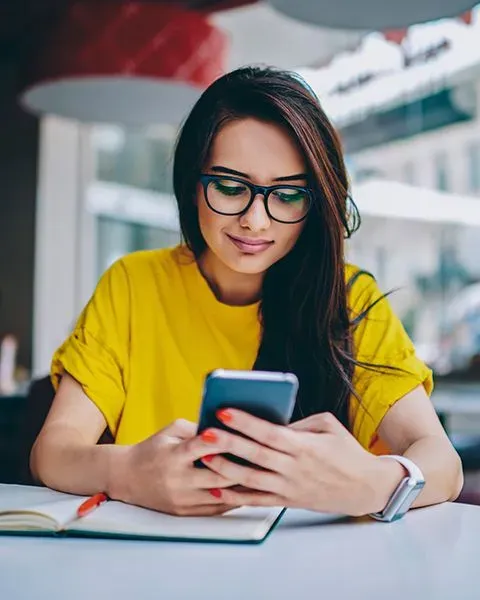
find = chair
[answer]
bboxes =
[0,394,28,483]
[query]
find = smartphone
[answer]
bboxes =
[195,369,298,467]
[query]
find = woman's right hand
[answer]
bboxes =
[31,375,238,516]
[115,419,238,516]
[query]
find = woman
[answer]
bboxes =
[31,67,462,518]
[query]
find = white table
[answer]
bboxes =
[1,502,479,600]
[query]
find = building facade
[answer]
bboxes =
[327,16,480,369]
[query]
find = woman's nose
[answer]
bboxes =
[239,194,271,231]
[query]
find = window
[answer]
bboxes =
[467,142,480,193]
[91,125,180,278]
[402,161,416,185]
[434,152,449,191]
[375,246,387,288]
[96,217,180,278]
[92,126,176,195]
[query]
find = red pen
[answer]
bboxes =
[76,493,108,518]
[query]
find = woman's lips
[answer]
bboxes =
[226,234,274,254]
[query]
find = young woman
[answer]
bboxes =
[31,67,462,519]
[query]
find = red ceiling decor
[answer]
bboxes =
[19,1,229,125]
[383,29,408,44]
[459,10,473,24]
[1,1,251,55]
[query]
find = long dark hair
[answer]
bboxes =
[173,66,362,429]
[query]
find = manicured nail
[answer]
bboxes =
[201,429,218,443]
[202,454,216,463]
[209,488,222,499]
[217,409,233,424]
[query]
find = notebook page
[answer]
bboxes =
[69,501,284,542]
[0,484,88,531]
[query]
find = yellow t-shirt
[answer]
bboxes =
[51,245,432,452]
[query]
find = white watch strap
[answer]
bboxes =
[379,454,425,483]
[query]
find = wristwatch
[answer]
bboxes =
[369,455,425,523]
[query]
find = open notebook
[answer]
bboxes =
[0,484,285,544]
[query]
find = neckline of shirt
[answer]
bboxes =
[175,245,261,323]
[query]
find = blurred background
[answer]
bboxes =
[2,0,480,497]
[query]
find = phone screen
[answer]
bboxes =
[195,369,298,467]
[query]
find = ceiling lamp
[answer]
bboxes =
[268,0,476,30]
[19,2,228,126]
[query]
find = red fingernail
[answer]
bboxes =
[209,488,222,499]
[217,409,233,424]
[201,429,218,443]
[202,454,215,463]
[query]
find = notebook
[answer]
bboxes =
[0,484,285,544]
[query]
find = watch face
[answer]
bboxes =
[391,479,425,520]
[371,477,425,522]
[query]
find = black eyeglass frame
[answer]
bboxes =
[199,173,313,224]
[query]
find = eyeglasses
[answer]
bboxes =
[199,174,312,224]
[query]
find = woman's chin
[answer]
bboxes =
[229,259,270,276]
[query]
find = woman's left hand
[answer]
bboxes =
[201,409,396,516]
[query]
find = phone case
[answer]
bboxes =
[195,369,298,468]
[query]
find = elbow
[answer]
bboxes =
[29,435,55,488]
[447,452,464,502]
[29,437,45,485]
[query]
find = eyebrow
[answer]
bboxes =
[210,165,308,182]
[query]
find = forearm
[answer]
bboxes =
[371,435,464,513]
[30,425,131,499]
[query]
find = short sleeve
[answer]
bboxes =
[347,271,433,451]
[51,259,131,437]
